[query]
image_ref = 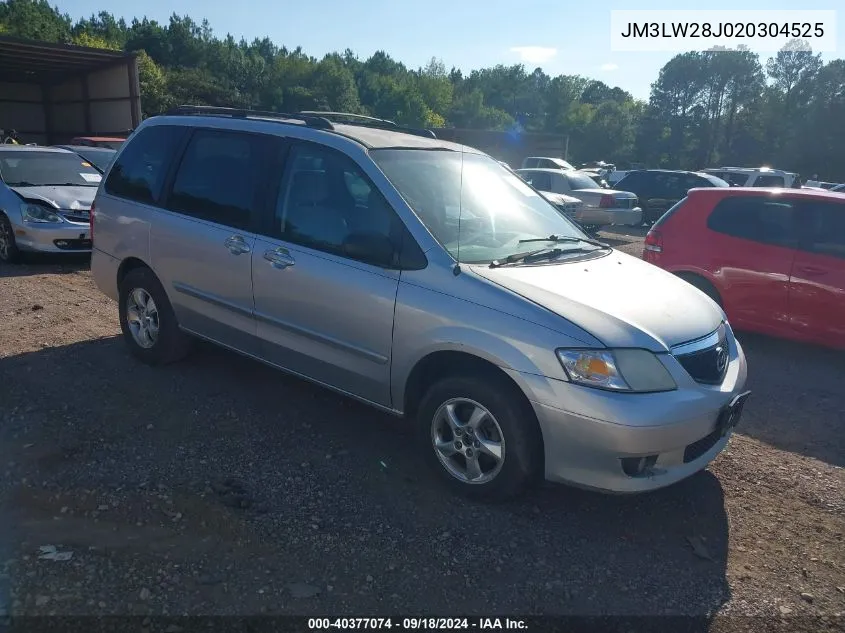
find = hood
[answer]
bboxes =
[10,185,96,210]
[471,250,724,351]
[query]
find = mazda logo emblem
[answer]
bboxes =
[716,345,728,373]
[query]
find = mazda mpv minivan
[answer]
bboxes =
[89,106,749,500]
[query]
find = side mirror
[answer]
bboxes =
[343,232,396,267]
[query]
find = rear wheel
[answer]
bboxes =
[118,267,192,365]
[417,374,542,501]
[0,213,21,263]
[676,273,723,307]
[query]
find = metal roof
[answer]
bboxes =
[0,36,134,83]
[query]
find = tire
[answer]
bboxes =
[0,213,21,264]
[417,374,543,501]
[118,267,192,365]
[677,273,723,308]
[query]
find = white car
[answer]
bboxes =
[540,191,585,221]
[702,166,799,188]
[516,168,642,228]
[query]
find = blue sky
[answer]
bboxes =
[56,0,843,101]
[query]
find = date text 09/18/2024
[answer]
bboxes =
[307,618,527,630]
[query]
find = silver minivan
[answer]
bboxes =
[90,107,749,500]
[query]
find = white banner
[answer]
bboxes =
[610,10,837,52]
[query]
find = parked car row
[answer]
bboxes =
[517,167,642,230]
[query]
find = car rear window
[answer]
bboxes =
[566,172,599,190]
[653,197,688,228]
[699,174,730,187]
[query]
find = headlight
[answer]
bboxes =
[21,203,63,223]
[556,349,676,392]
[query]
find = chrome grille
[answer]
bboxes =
[672,324,729,385]
[60,210,90,224]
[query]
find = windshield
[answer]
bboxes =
[700,174,730,187]
[72,148,116,173]
[552,158,575,170]
[371,149,589,265]
[0,151,102,187]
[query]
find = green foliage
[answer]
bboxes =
[0,0,71,42]
[1,1,842,177]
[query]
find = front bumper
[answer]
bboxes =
[11,219,91,253]
[575,206,643,227]
[505,335,748,493]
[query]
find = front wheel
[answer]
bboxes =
[417,375,542,500]
[0,213,21,263]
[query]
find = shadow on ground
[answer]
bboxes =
[0,253,90,278]
[0,336,731,618]
[733,331,845,467]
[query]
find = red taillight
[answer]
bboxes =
[644,229,663,260]
[89,201,95,244]
[599,194,615,208]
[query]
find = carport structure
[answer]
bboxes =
[0,35,141,145]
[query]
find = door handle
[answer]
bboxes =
[263,247,295,269]
[798,265,827,277]
[224,235,251,255]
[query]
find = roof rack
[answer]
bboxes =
[165,105,335,130]
[297,111,437,139]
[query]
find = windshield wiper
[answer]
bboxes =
[6,181,38,187]
[45,182,98,186]
[490,247,565,268]
[518,234,608,248]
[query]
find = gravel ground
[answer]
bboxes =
[0,231,843,626]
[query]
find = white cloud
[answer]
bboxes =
[600,63,619,71]
[509,46,557,64]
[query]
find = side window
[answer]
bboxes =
[616,172,642,190]
[105,125,185,204]
[166,129,269,231]
[654,173,681,198]
[524,158,538,168]
[804,201,845,259]
[753,174,785,188]
[275,144,400,267]
[522,171,551,191]
[707,196,796,247]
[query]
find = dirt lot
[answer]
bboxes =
[0,228,843,626]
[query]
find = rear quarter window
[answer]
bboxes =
[653,197,688,228]
[105,125,186,205]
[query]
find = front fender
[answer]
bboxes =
[390,281,594,411]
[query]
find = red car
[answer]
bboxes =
[644,187,845,349]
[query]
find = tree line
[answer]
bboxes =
[1,0,843,179]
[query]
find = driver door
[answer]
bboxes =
[251,141,402,406]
